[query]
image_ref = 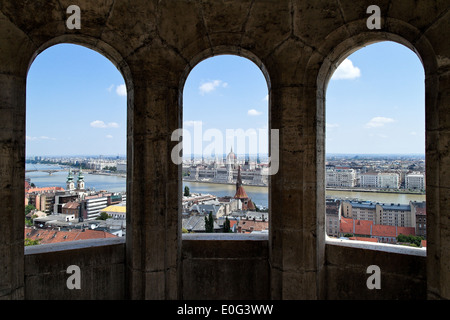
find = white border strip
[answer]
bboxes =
[24,237,126,255]
[326,236,426,257]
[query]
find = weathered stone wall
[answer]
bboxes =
[181,235,270,300]
[325,241,427,300]
[0,0,449,300]
[24,238,125,300]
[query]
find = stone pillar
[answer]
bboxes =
[426,71,450,299]
[268,39,322,298]
[0,73,26,299]
[0,10,36,299]
[126,51,183,299]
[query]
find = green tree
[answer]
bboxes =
[24,238,41,246]
[397,234,424,247]
[25,204,36,216]
[223,216,231,233]
[96,212,109,220]
[184,186,190,197]
[204,212,214,233]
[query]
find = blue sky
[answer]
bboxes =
[26,41,425,157]
[26,44,127,157]
[326,41,425,155]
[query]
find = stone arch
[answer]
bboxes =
[179,46,271,98]
[178,46,272,225]
[27,34,134,97]
[25,35,132,230]
[309,18,438,297]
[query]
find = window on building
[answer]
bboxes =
[25,43,127,247]
[181,54,269,236]
[325,41,425,250]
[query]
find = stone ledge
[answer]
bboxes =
[24,237,126,255]
[326,236,426,257]
[182,232,268,241]
[182,233,269,241]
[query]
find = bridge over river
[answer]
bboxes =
[25,169,66,175]
[25,167,90,175]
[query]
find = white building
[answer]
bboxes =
[183,148,268,186]
[360,172,399,189]
[378,173,400,189]
[81,195,108,220]
[326,168,356,187]
[405,173,425,190]
[116,162,126,172]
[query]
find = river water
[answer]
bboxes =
[26,164,426,208]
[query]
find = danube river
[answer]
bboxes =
[26,164,425,209]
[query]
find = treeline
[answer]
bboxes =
[26,159,90,169]
[397,234,425,247]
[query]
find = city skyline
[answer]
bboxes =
[26,41,425,157]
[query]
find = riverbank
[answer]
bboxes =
[182,178,268,188]
[183,179,424,196]
[326,187,425,195]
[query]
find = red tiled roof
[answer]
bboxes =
[237,220,268,232]
[340,217,373,236]
[372,224,396,237]
[26,186,64,194]
[63,201,80,209]
[349,237,378,243]
[234,186,249,199]
[340,217,415,238]
[339,217,354,234]
[416,207,426,215]
[355,219,372,235]
[25,227,117,245]
[229,220,238,228]
[396,226,416,236]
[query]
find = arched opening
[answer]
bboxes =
[324,41,426,252]
[181,54,270,236]
[25,43,127,246]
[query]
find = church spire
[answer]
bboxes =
[236,165,242,192]
[77,166,85,190]
[66,168,75,191]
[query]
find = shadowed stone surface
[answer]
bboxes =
[0,0,449,300]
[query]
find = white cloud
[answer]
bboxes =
[326,123,339,129]
[184,120,203,127]
[90,120,119,128]
[106,135,113,139]
[364,117,395,128]
[199,80,228,95]
[263,94,269,102]
[107,84,114,92]
[248,109,262,116]
[116,84,127,96]
[26,136,56,141]
[332,59,361,80]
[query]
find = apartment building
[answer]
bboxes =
[360,172,400,189]
[326,167,357,187]
[411,201,427,238]
[406,173,426,190]
[375,203,415,227]
[80,194,109,220]
[326,199,341,237]
[341,200,415,228]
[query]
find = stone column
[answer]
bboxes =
[426,71,450,299]
[126,47,183,299]
[0,10,36,299]
[267,38,322,299]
